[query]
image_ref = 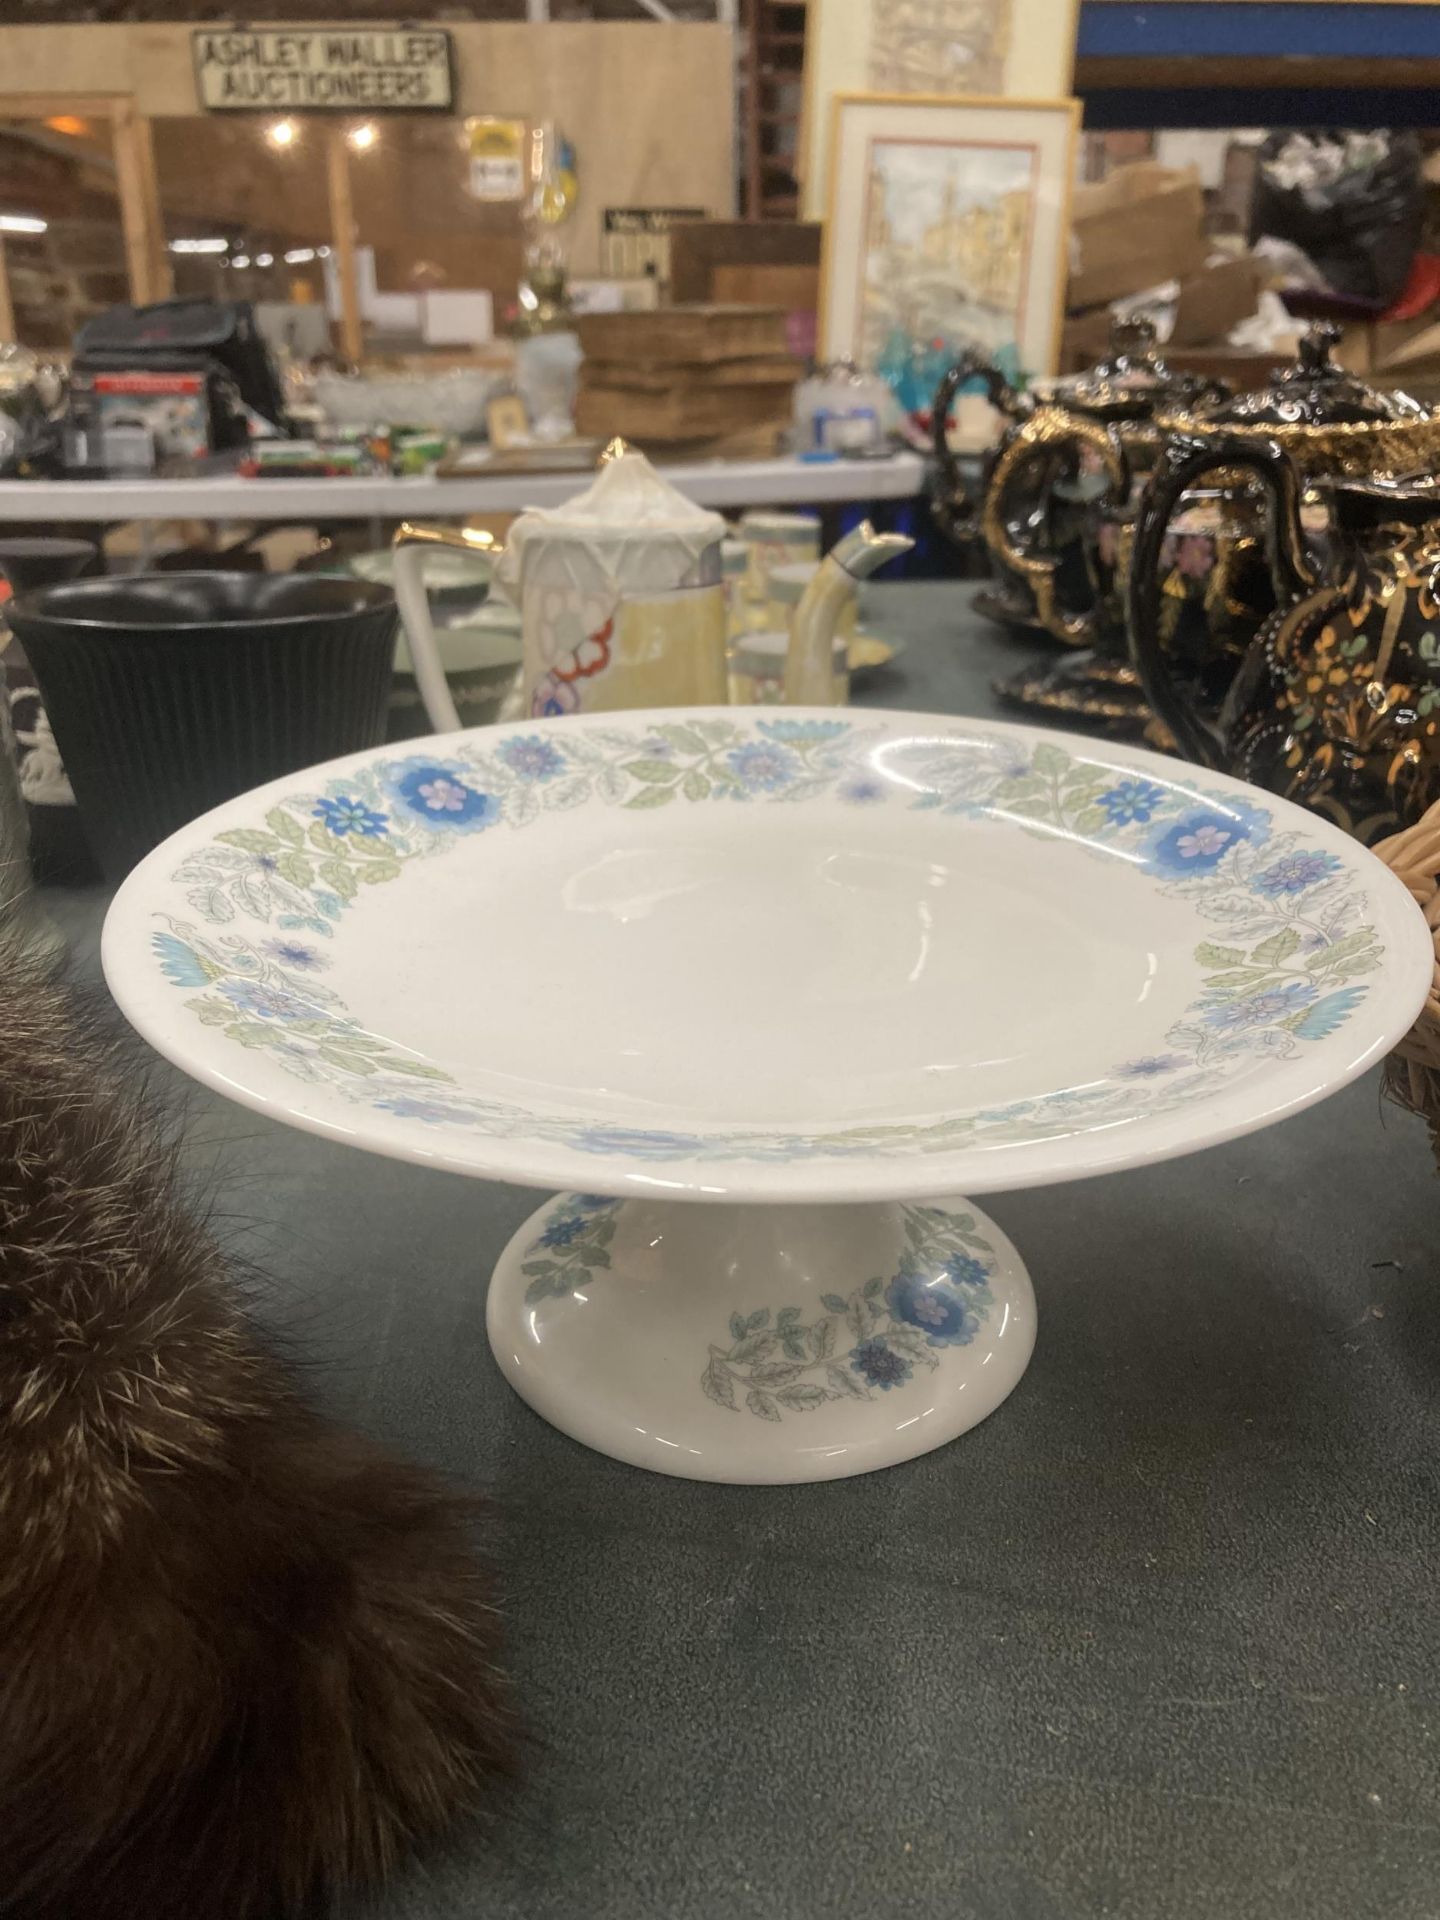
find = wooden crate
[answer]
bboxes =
[581,355,803,392]
[575,377,795,442]
[574,304,789,366]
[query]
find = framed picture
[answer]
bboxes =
[799,0,1080,218]
[819,93,1080,389]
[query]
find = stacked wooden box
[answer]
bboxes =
[573,305,801,459]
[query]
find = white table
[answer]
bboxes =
[0,452,926,525]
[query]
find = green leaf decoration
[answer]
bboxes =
[188,996,232,1027]
[266,808,305,847]
[316,1045,380,1075]
[1202,968,1271,990]
[1250,927,1302,967]
[846,1295,869,1344]
[223,1020,275,1048]
[1312,928,1377,971]
[821,1292,848,1313]
[777,1305,801,1330]
[623,785,676,810]
[1195,942,1247,969]
[746,1307,770,1330]
[750,1361,805,1388]
[862,1277,883,1298]
[274,851,315,888]
[624,758,680,784]
[746,1389,781,1422]
[682,769,712,802]
[702,1358,737,1410]
[1031,742,1070,779]
[655,723,709,754]
[319,858,359,900]
[775,1383,828,1413]
[729,1312,746,1342]
[356,861,403,885]
[383,1058,453,1082]
[809,1318,836,1362]
[727,1331,776,1365]
[826,1364,867,1399]
[217,828,280,855]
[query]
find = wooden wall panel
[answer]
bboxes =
[0,22,736,278]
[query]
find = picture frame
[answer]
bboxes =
[799,0,1081,218]
[818,92,1080,388]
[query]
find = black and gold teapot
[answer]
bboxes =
[1126,324,1440,735]
[1130,439,1440,845]
[933,316,1220,648]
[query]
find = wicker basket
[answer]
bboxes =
[1374,798,1440,1159]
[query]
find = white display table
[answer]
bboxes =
[0,452,926,525]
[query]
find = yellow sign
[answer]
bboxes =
[467,117,526,202]
[193,26,453,112]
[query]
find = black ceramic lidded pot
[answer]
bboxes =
[7,572,400,879]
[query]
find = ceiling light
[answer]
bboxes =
[231,254,251,270]
[168,236,229,255]
[317,245,332,259]
[255,252,274,268]
[0,214,47,235]
[266,118,298,150]
[283,247,316,265]
[347,123,377,153]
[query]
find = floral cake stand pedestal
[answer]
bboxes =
[104,710,1433,1484]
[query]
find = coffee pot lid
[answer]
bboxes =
[1189,322,1430,428]
[1051,316,1215,420]
[496,443,724,596]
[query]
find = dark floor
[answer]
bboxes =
[53,583,1440,1920]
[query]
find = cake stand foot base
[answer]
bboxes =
[487,1194,1035,1484]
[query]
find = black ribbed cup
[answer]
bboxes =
[7,572,399,879]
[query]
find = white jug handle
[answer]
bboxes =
[391,523,502,734]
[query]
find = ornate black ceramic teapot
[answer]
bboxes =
[933,316,1220,648]
[1130,440,1440,844]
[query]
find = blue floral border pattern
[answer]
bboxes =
[702,1204,996,1420]
[148,717,1387,1164]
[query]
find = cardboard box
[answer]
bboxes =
[1067,162,1207,312]
[1169,255,1266,346]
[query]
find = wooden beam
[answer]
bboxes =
[133,113,172,302]
[0,237,15,343]
[326,127,363,364]
[111,103,158,306]
[1075,53,1440,89]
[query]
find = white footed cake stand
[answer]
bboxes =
[104,710,1432,1482]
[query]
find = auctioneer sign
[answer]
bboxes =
[193,26,454,112]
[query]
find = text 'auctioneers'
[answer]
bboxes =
[193,28,453,112]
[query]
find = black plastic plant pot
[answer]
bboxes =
[7,571,400,880]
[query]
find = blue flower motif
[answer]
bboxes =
[840,776,887,805]
[314,794,388,839]
[375,1095,474,1123]
[153,932,210,988]
[383,758,501,832]
[262,937,327,973]
[726,740,800,793]
[756,718,850,744]
[941,1252,991,1290]
[1097,778,1168,826]
[573,1126,707,1158]
[1145,804,1260,877]
[1290,985,1368,1040]
[887,1268,984,1347]
[1115,1053,1187,1079]
[1201,980,1316,1032]
[498,735,567,783]
[850,1338,912,1390]
[539,1212,588,1249]
[1252,851,1343,896]
[218,978,320,1022]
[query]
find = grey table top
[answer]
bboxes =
[50,584,1440,1920]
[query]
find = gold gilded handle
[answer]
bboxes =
[982,408,1128,647]
[390,522,504,734]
